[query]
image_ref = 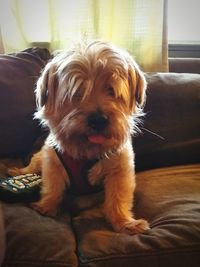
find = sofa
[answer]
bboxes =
[0,48,199,267]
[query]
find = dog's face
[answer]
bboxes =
[35,41,146,159]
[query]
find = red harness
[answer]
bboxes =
[55,149,102,196]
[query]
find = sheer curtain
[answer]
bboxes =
[0,0,168,72]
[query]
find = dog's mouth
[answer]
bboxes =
[88,134,107,144]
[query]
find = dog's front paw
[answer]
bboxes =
[115,219,150,235]
[31,200,57,217]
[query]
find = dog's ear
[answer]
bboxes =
[35,61,58,111]
[127,60,147,113]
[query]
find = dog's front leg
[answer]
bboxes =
[8,151,42,176]
[104,158,149,235]
[31,146,69,216]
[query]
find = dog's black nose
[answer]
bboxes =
[87,111,109,131]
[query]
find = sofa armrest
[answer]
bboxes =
[0,48,51,159]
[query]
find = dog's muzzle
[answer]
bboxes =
[87,111,109,131]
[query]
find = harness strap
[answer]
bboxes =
[55,149,102,195]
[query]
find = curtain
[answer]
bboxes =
[0,0,168,72]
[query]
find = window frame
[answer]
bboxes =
[168,44,200,58]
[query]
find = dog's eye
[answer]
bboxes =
[106,86,115,97]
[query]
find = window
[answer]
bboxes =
[168,0,200,57]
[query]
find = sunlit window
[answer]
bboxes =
[168,0,200,44]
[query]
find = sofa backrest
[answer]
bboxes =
[134,72,200,171]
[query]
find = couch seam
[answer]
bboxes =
[70,214,81,267]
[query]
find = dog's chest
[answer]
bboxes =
[55,150,102,195]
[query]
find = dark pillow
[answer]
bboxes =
[0,48,51,158]
[134,72,200,171]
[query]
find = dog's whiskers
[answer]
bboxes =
[141,127,165,140]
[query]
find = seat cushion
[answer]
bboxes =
[2,204,78,267]
[1,165,200,267]
[72,164,200,267]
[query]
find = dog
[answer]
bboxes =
[9,41,149,235]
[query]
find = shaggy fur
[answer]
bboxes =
[9,41,149,234]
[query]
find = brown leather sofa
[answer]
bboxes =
[169,57,200,74]
[0,48,200,267]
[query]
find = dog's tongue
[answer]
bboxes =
[88,135,106,144]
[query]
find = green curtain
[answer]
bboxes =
[0,0,168,72]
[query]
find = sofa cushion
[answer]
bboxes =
[2,204,78,267]
[2,165,200,267]
[134,73,200,171]
[0,48,51,159]
[72,164,200,267]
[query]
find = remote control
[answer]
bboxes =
[0,174,42,203]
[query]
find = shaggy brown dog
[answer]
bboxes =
[9,41,149,234]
